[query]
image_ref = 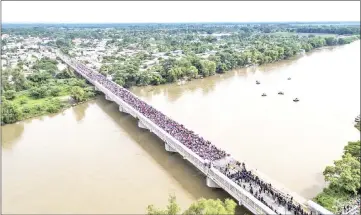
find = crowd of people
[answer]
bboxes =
[217,161,312,215]
[340,196,360,215]
[67,59,228,162]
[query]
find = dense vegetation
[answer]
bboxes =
[102,34,359,88]
[314,124,360,213]
[146,195,237,215]
[1,58,96,125]
[1,23,359,124]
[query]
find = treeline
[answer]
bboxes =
[314,124,360,213]
[99,35,359,89]
[1,58,96,125]
[293,26,360,35]
[3,24,360,39]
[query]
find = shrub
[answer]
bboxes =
[30,86,48,99]
[19,98,28,105]
[49,86,61,96]
[4,90,16,100]
[22,106,31,113]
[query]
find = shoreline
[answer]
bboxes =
[2,40,359,126]
[1,96,97,126]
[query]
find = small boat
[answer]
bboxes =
[261,93,267,97]
[293,98,300,102]
[256,80,260,84]
[287,77,291,80]
[278,91,284,95]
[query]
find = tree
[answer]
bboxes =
[185,66,199,79]
[183,198,237,215]
[30,86,49,99]
[1,100,22,124]
[4,90,16,100]
[46,98,63,113]
[11,68,28,91]
[28,71,52,83]
[146,195,237,215]
[70,86,86,102]
[343,141,360,161]
[200,60,216,77]
[325,37,337,46]
[323,153,361,194]
[147,195,181,215]
[56,68,75,79]
[49,86,61,97]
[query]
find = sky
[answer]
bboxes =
[2,1,360,23]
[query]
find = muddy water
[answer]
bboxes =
[2,41,360,213]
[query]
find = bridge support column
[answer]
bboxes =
[138,120,147,129]
[105,94,112,101]
[206,177,220,188]
[94,86,101,91]
[165,143,176,153]
[119,106,129,114]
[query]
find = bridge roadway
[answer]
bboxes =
[56,51,334,215]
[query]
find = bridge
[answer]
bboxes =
[56,51,334,215]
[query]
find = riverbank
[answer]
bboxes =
[314,123,360,213]
[2,38,360,126]
[1,79,97,125]
[1,57,98,125]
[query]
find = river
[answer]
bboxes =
[2,41,360,214]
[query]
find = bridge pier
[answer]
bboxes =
[94,86,101,91]
[105,94,112,101]
[138,120,148,129]
[165,143,176,153]
[206,177,220,188]
[119,105,129,114]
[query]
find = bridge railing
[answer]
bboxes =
[346,205,360,215]
[208,167,276,215]
[307,200,334,215]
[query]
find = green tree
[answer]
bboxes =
[147,195,181,215]
[70,86,86,102]
[11,68,28,91]
[49,86,61,96]
[4,90,16,100]
[56,68,75,79]
[183,198,237,215]
[200,60,216,77]
[1,100,22,124]
[46,98,63,113]
[343,140,360,160]
[185,66,199,79]
[30,86,49,99]
[325,37,337,46]
[323,153,361,194]
[146,195,237,215]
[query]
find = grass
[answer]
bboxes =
[9,85,75,121]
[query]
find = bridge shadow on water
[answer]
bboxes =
[95,97,250,215]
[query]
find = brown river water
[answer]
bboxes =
[2,41,360,214]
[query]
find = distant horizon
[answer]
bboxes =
[3,21,360,25]
[3,1,360,24]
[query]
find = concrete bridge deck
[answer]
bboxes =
[56,51,334,215]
